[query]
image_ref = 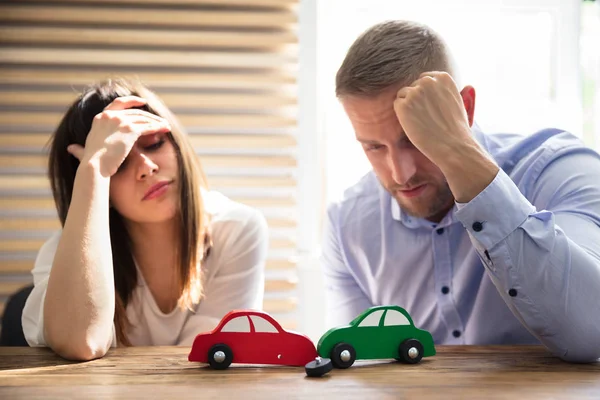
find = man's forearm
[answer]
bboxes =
[486,215,600,363]
[435,139,500,203]
[455,169,600,363]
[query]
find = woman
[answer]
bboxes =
[21,79,269,360]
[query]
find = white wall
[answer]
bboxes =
[296,0,326,342]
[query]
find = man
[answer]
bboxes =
[320,20,600,363]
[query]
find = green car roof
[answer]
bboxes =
[317,305,436,360]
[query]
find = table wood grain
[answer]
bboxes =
[0,345,598,399]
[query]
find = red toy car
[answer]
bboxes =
[188,310,318,369]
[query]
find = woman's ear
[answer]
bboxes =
[460,85,476,127]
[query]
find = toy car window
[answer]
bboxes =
[357,310,385,327]
[384,310,410,326]
[250,315,278,333]
[221,316,251,332]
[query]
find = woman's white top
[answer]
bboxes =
[22,190,269,347]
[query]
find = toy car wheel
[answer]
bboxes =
[330,343,356,369]
[398,339,424,364]
[207,343,233,370]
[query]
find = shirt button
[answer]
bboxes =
[441,286,450,294]
[472,221,484,232]
[436,228,444,235]
[508,288,518,297]
[453,330,461,338]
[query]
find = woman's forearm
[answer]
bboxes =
[44,161,116,360]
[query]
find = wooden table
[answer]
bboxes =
[0,346,598,399]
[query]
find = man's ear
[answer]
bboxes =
[460,85,476,127]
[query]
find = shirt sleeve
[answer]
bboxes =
[21,231,117,348]
[177,207,268,346]
[320,202,373,329]
[455,149,600,363]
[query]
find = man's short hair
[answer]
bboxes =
[335,20,458,97]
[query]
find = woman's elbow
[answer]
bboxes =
[51,338,110,361]
[45,326,111,361]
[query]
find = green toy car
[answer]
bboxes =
[317,305,436,368]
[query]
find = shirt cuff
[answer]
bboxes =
[455,168,536,250]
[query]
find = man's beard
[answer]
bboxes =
[389,178,454,222]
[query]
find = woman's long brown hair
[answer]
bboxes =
[47,78,211,345]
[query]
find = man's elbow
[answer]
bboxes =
[556,340,600,363]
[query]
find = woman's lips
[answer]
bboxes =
[143,181,172,201]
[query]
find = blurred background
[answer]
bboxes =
[0,0,597,344]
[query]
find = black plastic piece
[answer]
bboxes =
[305,357,333,377]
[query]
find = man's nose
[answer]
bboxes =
[388,149,416,186]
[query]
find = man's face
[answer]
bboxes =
[341,89,455,223]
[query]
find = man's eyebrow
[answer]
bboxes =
[356,137,380,144]
[356,135,410,145]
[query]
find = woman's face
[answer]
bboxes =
[109,132,180,224]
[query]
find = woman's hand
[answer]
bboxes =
[67,96,171,177]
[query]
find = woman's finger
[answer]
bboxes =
[119,116,171,135]
[104,96,147,111]
[67,144,85,161]
[118,109,168,124]
[134,122,172,137]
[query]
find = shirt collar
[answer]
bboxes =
[391,196,457,229]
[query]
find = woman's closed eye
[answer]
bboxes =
[143,138,165,151]
[115,133,167,174]
[137,132,167,152]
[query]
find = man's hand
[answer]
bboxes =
[394,71,499,203]
[393,71,472,166]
